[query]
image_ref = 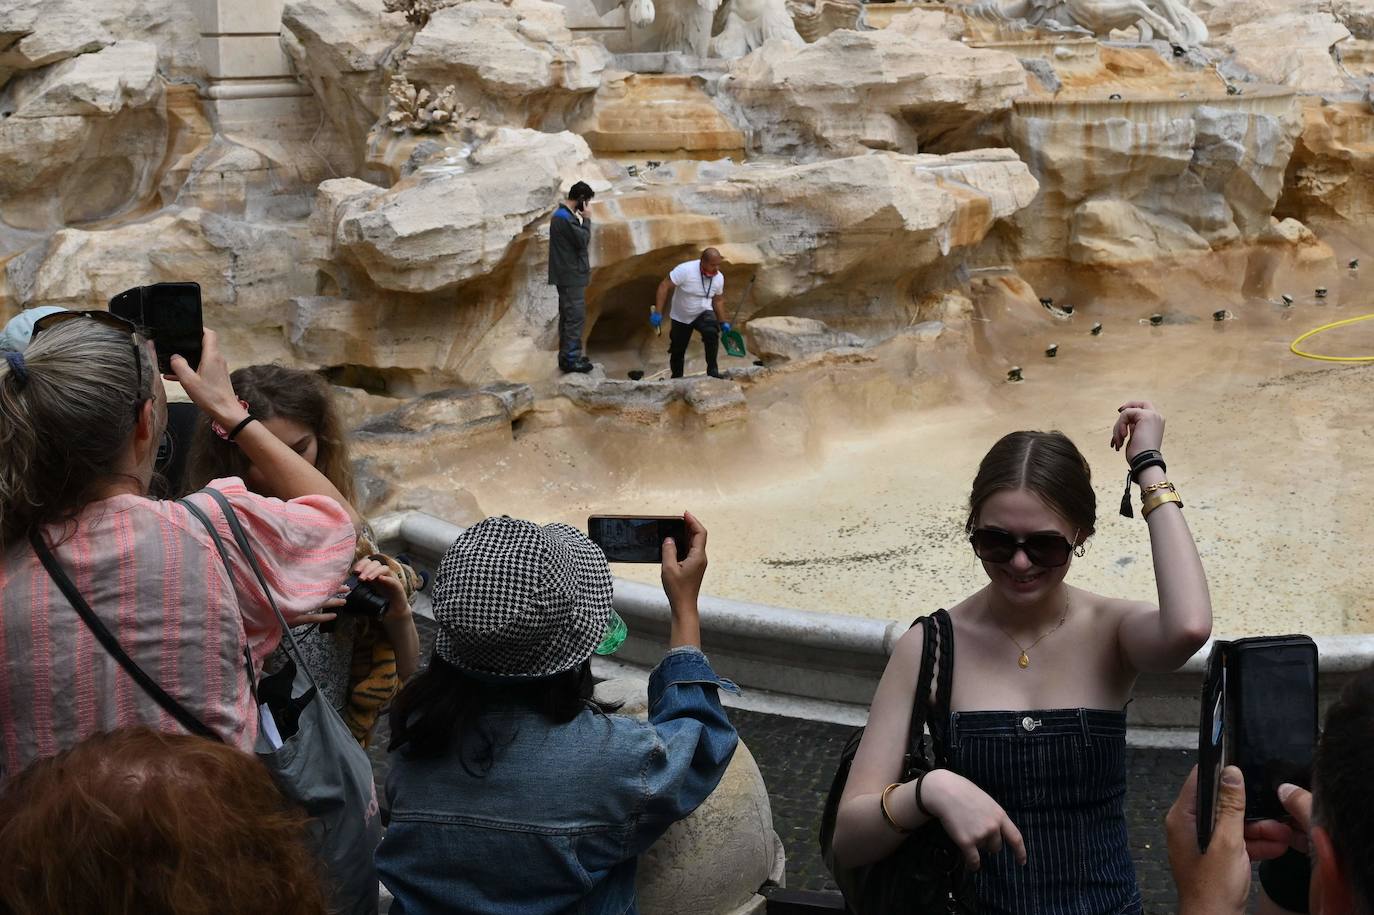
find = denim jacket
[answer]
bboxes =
[376,648,739,914]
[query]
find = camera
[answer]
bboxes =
[339,574,390,619]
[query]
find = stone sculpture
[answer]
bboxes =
[970,0,1208,47]
[598,0,801,56]
[786,0,865,43]
[711,0,806,56]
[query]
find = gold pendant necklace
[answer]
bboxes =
[994,593,1070,670]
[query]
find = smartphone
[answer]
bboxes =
[587,515,688,563]
[109,282,203,373]
[1197,635,1318,850]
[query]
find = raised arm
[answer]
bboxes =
[172,329,364,531]
[1113,401,1212,673]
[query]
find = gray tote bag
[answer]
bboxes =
[183,489,382,915]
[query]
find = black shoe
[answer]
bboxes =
[560,359,594,374]
[707,370,725,379]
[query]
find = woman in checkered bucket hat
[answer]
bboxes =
[377,512,740,915]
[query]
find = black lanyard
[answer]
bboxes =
[700,271,714,298]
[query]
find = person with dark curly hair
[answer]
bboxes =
[0,727,328,915]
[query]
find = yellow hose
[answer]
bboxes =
[1289,312,1374,363]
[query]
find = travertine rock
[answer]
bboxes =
[1278,100,1374,226]
[590,150,1038,331]
[329,129,598,293]
[719,31,1027,157]
[0,0,201,77]
[744,316,866,363]
[1007,94,1303,265]
[284,0,608,177]
[1220,13,1351,92]
[6,40,159,116]
[2,206,310,365]
[559,371,748,426]
[594,677,783,915]
[403,0,610,110]
[568,73,746,159]
[348,385,531,512]
[281,0,411,175]
[1261,216,1335,267]
[0,40,167,232]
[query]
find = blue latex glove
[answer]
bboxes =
[721,322,732,334]
[650,310,663,329]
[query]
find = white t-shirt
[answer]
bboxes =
[668,260,724,323]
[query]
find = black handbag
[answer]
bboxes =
[819,609,975,915]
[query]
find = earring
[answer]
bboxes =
[1074,543,1086,558]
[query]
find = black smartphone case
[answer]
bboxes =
[1196,634,1318,851]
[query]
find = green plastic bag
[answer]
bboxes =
[721,329,747,358]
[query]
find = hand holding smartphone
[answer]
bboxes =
[587,515,689,563]
[109,282,204,373]
[1196,635,1318,851]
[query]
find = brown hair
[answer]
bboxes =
[185,364,355,502]
[0,727,327,915]
[0,318,153,549]
[965,430,1096,540]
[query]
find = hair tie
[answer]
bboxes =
[4,350,28,387]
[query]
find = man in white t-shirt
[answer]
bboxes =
[652,248,735,379]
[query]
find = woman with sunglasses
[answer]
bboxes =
[0,313,359,782]
[833,401,1212,914]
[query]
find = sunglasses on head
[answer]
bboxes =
[969,528,1077,568]
[30,310,147,414]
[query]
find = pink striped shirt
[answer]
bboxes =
[0,478,356,781]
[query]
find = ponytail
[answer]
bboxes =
[0,319,150,548]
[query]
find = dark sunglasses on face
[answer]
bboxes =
[30,310,147,414]
[969,528,1075,568]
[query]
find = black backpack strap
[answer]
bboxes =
[928,609,957,763]
[29,530,221,742]
[901,614,941,780]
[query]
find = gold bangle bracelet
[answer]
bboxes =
[880,782,912,834]
[1140,480,1175,496]
[1142,490,1183,519]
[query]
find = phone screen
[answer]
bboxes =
[109,282,203,373]
[1231,643,1317,820]
[587,516,688,564]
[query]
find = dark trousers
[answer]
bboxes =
[668,314,720,378]
[556,284,586,367]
